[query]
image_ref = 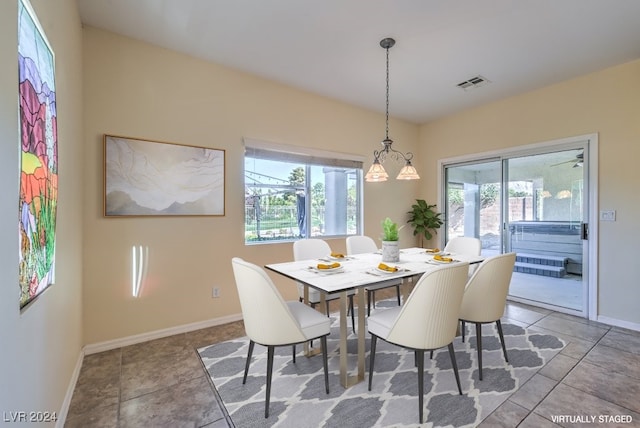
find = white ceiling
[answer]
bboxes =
[77,0,640,124]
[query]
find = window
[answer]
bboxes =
[244,140,363,244]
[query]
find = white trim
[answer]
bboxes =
[597,315,640,333]
[243,137,366,162]
[439,133,594,165]
[437,163,442,241]
[83,313,244,355]
[55,349,85,428]
[437,133,599,319]
[508,296,583,317]
[587,135,599,321]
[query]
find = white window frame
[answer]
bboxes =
[243,138,364,245]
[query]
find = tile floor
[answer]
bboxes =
[64,298,640,427]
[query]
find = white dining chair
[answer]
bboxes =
[444,236,481,255]
[459,252,516,380]
[444,236,482,275]
[231,257,331,418]
[368,262,470,424]
[346,235,402,315]
[293,239,355,331]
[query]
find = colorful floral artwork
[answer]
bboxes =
[18,0,57,309]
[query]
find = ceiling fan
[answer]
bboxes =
[551,152,583,168]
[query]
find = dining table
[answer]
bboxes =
[265,246,485,388]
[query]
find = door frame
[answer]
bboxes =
[437,133,598,319]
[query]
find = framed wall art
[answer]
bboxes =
[18,0,58,309]
[104,135,225,217]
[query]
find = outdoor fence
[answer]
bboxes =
[245,204,358,242]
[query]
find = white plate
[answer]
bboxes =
[376,266,400,274]
[312,265,344,273]
[425,250,450,256]
[430,258,455,264]
[328,255,346,260]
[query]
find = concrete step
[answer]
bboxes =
[515,252,568,267]
[514,261,566,278]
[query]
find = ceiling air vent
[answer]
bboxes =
[456,75,490,91]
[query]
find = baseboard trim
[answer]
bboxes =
[83,313,244,355]
[597,315,640,332]
[55,348,85,428]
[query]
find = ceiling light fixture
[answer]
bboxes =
[365,38,419,182]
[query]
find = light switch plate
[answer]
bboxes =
[600,210,616,222]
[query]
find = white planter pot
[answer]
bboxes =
[381,240,400,263]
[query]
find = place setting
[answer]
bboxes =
[307,260,346,275]
[424,248,461,265]
[366,262,410,277]
[316,251,355,262]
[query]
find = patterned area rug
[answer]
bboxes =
[198,302,565,428]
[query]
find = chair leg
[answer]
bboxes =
[325,299,330,317]
[265,345,275,418]
[448,343,463,395]
[321,336,329,394]
[476,323,483,381]
[349,295,355,332]
[429,350,433,359]
[368,335,377,391]
[395,285,401,306]
[496,320,509,363]
[417,349,425,424]
[292,345,296,363]
[243,340,255,384]
[461,320,466,342]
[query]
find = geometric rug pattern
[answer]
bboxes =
[198,302,565,428]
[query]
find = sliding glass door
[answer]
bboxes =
[445,159,502,257]
[504,149,586,312]
[443,143,589,316]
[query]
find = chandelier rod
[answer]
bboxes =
[385,38,390,141]
[365,37,420,182]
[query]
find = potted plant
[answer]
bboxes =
[407,199,444,248]
[381,217,401,262]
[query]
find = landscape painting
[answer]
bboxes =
[18,0,58,309]
[104,135,225,216]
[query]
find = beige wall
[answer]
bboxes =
[82,27,419,345]
[0,0,83,420]
[2,1,639,418]
[83,27,640,343]
[419,59,640,325]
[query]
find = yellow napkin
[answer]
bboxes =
[425,248,440,254]
[330,252,345,258]
[317,262,341,269]
[378,263,398,272]
[433,254,453,263]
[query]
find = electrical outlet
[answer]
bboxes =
[212,287,220,298]
[600,210,616,222]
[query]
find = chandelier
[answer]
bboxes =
[365,38,420,182]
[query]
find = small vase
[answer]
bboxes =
[381,240,400,263]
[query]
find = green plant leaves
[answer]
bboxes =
[406,199,443,245]
[381,217,399,241]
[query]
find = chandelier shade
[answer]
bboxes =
[397,161,420,180]
[365,38,419,182]
[364,158,389,182]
